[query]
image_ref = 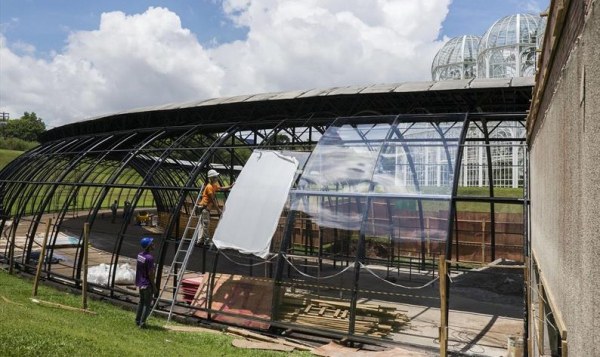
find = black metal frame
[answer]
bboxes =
[0,86,531,349]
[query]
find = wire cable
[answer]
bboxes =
[282,254,354,279]
[218,249,277,267]
[360,262,440,289]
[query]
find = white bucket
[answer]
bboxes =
[507,336,524,357]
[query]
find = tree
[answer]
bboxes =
[5,112,46,141]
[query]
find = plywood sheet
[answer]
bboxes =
[193,274,273,330]
[232,339,294,352]
[312,342,428,357]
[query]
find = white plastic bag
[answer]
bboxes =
[88,263,110,286]
[114,263,136,285]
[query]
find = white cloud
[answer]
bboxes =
[11,40,36,55]
[212,0,450,95]
[0,2,451,128]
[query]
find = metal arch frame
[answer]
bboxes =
[269,113,475,338]
[0,140,72,257]
[153,124,241,291]
[51,133,138,279]
[7,138,86,263]
[44,134,118,269]
[0,111,528,349]
[388,123,432,269]
[0,140,66,222]
[480,119,498,261]
[347,114,402,336]
[106,125,205,291]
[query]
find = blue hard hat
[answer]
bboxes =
[140,237,154,248]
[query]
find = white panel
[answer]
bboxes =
[212,150,298,259]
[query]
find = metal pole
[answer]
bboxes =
[481,120,497,260]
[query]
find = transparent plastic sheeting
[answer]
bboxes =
[213,150,299,259]
[292,117,463,236]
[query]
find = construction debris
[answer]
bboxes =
[227,326,313,351]
[231,339,294,352]
[312,341,429,357]
[163,325,222,334]
[280,296,410,338]
[30,298,97,315]
[1,294,23,306]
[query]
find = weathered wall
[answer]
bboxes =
[530,1,600,356]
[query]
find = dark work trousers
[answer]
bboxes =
[135,287,153,326]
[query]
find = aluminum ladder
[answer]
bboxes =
[149,190,206,322]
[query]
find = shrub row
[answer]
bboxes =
[0,137,39,151]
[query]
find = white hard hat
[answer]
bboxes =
[207,169,219,178]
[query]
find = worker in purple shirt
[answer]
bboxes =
[135,237,157,328]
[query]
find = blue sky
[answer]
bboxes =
[0,0,245,56]
[1,0,547,55]
[442,0,546,37]
[0,0,548,127]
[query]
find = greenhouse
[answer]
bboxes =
[431,35,480,81]
[432,13,544,82]
[0,78,531,354]
[477,13,541,78]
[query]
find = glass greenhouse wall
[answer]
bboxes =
[431,35,480,81]
[478,14,541,78]
[432,13,543,81]
[0,111,527,350]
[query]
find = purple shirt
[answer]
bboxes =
[135,251,155,288]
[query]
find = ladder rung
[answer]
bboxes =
[150,189,205,322]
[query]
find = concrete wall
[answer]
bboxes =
[530,2,600,356]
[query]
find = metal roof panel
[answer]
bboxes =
[470,78,511,88]
[219,95,255,104]
[269,89,310,100]
[327,85,371,96]
[393,81,435,93]
[360,83,403,93]
[430,79,473,91]
[177,99,212,109]
[298,87,339,98]
[510,76,535,87]
[244,93,280,102]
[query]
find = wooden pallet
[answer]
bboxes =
[279,295,410,338]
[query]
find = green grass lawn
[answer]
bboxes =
[0,271,310,357]
[0,149,23,170]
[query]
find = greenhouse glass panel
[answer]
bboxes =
[276,115,467,338]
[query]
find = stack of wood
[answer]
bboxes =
[279,295,410,338]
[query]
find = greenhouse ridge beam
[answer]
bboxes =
[41,78,534,142]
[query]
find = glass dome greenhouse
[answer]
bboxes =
[477,13,541,78]
[431,35,480,81]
